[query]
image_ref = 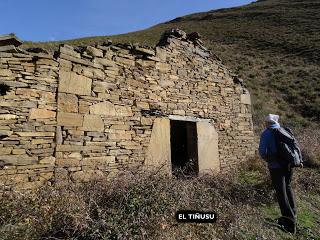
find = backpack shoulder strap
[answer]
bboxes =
[283,127,298,143]
[269,127,281,137]
[284,127,294,136]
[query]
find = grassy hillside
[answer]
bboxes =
[22,0,320,128]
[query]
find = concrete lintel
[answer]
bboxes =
[168,115,214,123]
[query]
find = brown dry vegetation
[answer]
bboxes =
[295,128,320,168]
[0,155,319,240]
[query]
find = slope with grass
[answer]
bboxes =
[22,0,320,129]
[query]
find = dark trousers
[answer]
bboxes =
[269,168,296,223]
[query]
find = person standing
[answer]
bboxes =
[258,114,299,234]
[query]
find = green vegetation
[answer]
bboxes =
[22,0,320,128]
[261,195,320,239]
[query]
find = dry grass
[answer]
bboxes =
[295,128,320,168]
[0,157,319,240]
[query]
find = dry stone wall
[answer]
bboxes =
[0,30,255,190]
[0,47,58,190]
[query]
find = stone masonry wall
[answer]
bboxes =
[0,51,58,190]
[0,30,255,190]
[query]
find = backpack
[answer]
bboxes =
[271,127,303,167]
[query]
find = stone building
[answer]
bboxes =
[0,29,254,190]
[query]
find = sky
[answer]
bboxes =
[1,0,253,42]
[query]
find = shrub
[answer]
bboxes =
[295,127,320,168]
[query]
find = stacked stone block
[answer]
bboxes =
[0,42,58,190]
[0,30,255,190]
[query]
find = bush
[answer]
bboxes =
[295,127,320,168]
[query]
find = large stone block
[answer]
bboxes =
[0,147,12,155]
[40,172,54,181]
[67,152,82,159]
[56,158,81,167]
[16,132,55,137]
[135,46,155,56]
[39,156,56,165]
[145,118,171,173]
[29,108,56,119]
[110,124,131,130]
[82,115,104,132]
[156,62,171,73]
[0,130,13,136]
[108,132,132,140]
[0,155,38,166]
[115,105,133,117]
[86,46,103,57]
[197,121,220,174]
[135,101,150,110]
[12,149,26,155]
[55,126,63,144]
[159,79,175,88]
[0,114,17,120]
[0,69,13,76]
[59,71,92,96]
[93,81,117,92]
[0,100,37,108]
[82,156,115,166]
[94,58,116,67]
[58,93,78,113]
[141,117,153,125]
[114,56,135,66]
[3,80,28,88]
[90,102,116,116]
[136,59,156,68]
[156,47,167,61]
[240,93,251,105]
[16,88,41,97]
[56,145,105,152]
[57,112,83,126]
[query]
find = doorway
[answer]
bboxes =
[170,120,198,178]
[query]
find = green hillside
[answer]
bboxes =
[23,0,320,128]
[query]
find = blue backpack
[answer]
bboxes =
[271,127,303,167]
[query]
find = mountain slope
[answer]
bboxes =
[23,0,320,127]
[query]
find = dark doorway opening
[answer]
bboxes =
[170,120,198,178]
[0,83,10,96]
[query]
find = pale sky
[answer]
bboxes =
[1,0,254,41]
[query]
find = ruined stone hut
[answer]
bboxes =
[0,29,255,190]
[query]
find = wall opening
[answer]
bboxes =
[0,83,10,96]
[170,120,198,178]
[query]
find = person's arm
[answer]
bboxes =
[259,131,268,161]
